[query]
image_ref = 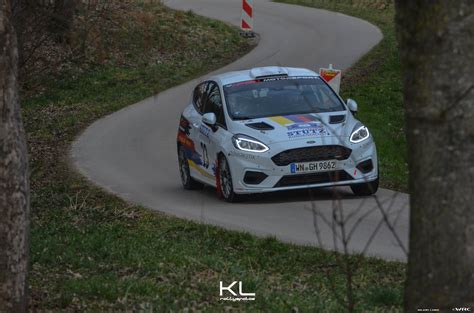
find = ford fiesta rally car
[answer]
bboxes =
[177,66,378,202]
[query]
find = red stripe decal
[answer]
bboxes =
[284,114,318,123]
[298,115,314,122]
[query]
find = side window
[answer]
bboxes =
[203,82,226,126]
[193,82,208,114]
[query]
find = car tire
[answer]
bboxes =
[218,155,241,202]
[350,177,379,196]
[178,145,203,190]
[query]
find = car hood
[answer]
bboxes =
[228,112,355,145]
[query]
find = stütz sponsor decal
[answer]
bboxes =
[286,122,330,138]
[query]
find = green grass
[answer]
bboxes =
[276,0,407,191]
[25,1,405,311]
[30,193,405,311]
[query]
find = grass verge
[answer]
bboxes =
[25,1,405,311]
[276,0,407,191]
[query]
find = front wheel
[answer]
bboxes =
[350,177,379,196]
[178,146,203,190]
[218,155,241,202]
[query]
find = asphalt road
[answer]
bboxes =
[72,0,410,261]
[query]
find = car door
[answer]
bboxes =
[183,81,211,182]
[198,81,228,182]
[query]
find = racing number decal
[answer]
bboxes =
[201,143,209,169]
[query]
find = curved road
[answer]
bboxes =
[72,0,409,261]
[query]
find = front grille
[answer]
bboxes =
[274,170,353,188]
[271,145,352,166]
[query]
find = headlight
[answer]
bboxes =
[350,125,370,143]
[232,134,269,153]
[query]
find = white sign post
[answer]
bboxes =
[240,0,254,37]
[319,64,342,94]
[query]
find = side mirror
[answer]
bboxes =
[347,99,358,114]
[202,112,217,127]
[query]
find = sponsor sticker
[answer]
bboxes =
[287,122,320,131]
[177,132,195,150]
[230,152,257,160]
[223,76,319,88]
[267,115,331,138]
[199,124,211,138]
[179,116,191,135]
[286,122,330,138]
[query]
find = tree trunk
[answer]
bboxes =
[0,0,30,311]
[395,0,474,311]
[51,0,77,42]
[10,0,26,67]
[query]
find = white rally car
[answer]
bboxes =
[177,66,378,202]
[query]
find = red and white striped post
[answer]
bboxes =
[241,0,254,36]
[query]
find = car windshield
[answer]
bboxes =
[223,76,345,120]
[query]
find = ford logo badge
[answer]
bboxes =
[306,140,316,144]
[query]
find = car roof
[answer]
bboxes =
[209,66,319,86]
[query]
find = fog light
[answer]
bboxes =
[356,159,374,174]
[243,171,268,185]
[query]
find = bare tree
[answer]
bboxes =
[0,0,30,311]
[51,0,78,41]
[395,0,474,310]
[11,0,25,64]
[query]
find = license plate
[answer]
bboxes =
[290,161,337,173]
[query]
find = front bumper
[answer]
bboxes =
[227,138,378,194]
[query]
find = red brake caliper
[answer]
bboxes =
[215,159,223,198]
